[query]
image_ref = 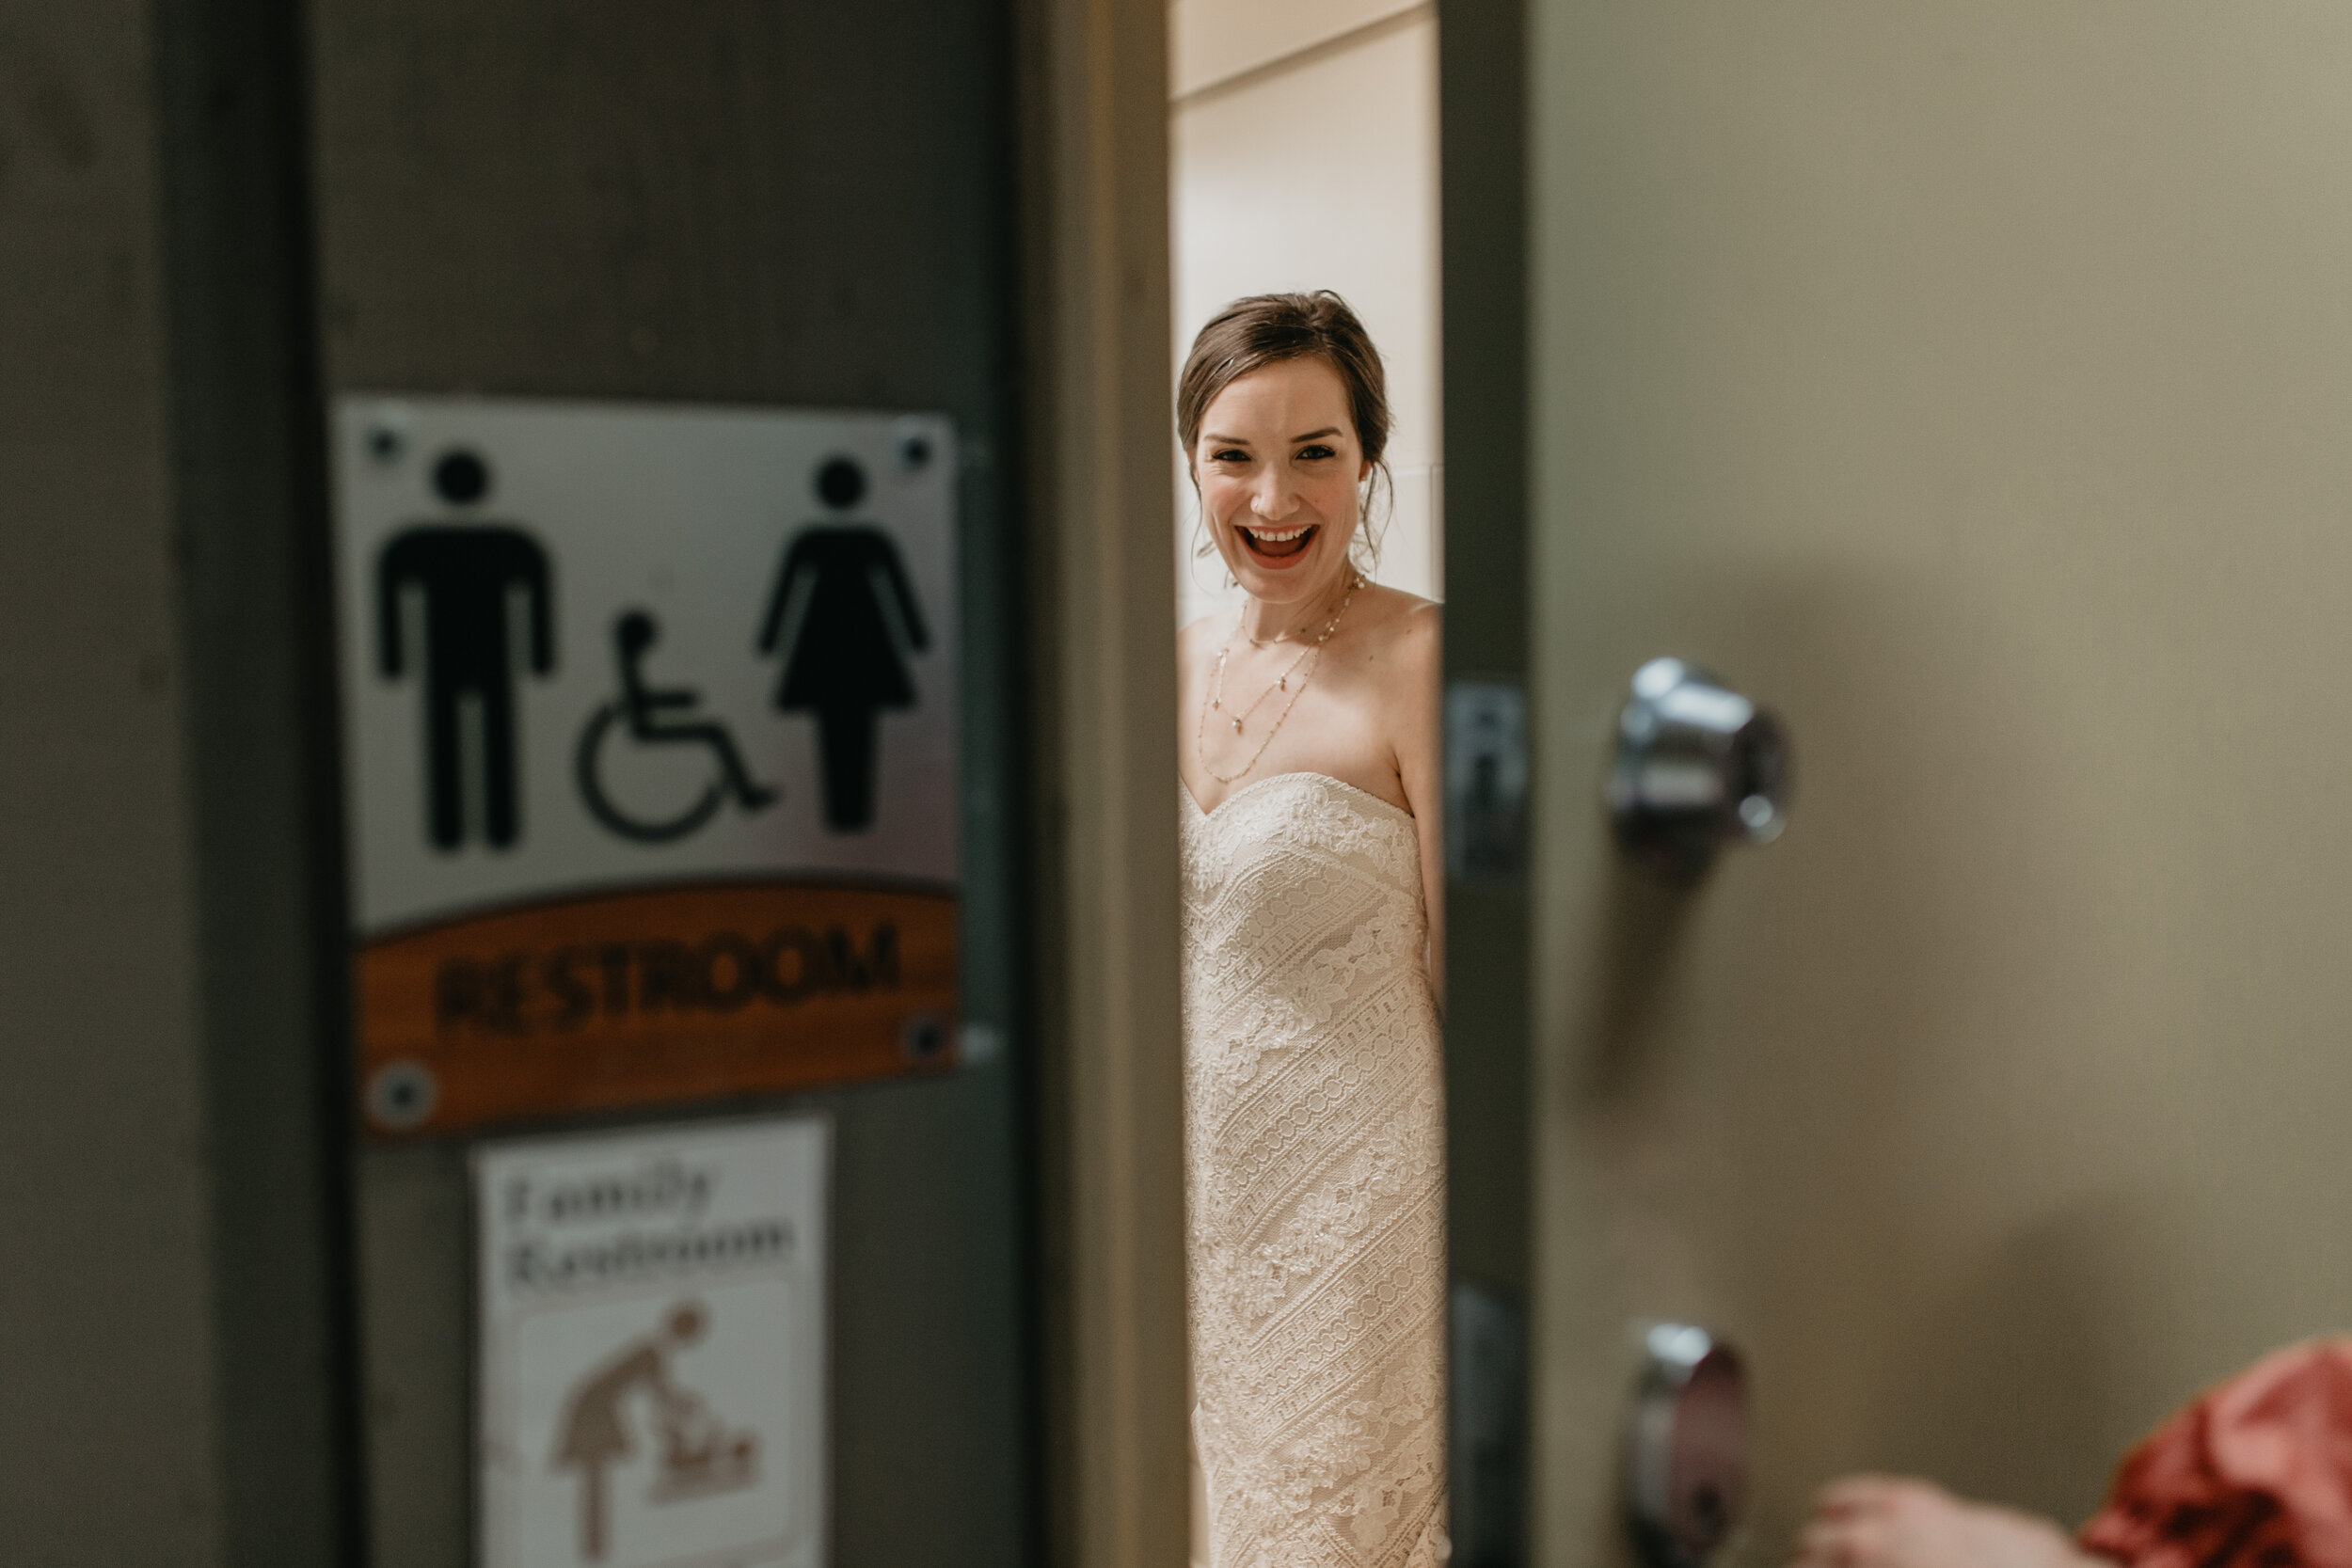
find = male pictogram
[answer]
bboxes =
[575,610,778,844]
[755,456,930,832]
[376,450,554,849]
[552,1299,758,1562]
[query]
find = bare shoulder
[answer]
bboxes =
[1353,590,1439,784]
[1354,586,1439,676]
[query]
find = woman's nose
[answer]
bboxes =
[1250,472,1298,519]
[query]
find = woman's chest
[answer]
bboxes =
[1180,777,1422,913]
[1183,662,1403,816]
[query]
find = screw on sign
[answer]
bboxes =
[338,401,964,1139]
[552,1298,758,1562]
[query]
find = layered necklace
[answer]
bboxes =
[1196,575,1365,786]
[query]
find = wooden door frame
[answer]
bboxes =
[1015,1,1191,1564]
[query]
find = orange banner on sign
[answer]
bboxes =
[356,879,957,1137]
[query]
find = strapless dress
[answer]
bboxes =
[1180,771,1446,1568]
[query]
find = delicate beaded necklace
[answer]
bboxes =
[1196,576,1364,786]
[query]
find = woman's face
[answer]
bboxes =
[1192,356,1371,607]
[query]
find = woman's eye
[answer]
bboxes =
[1211,448,1248,464]
[1296,444,1336,461]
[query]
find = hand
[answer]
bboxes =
[1787,1476,2101,1568]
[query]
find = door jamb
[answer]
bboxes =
[1016,1,1191,1564]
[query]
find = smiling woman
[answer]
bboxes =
[1174,293,1447,1568]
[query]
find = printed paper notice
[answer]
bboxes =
[475,1117,829,1568]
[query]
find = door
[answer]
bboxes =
[1527,7,2352,1563]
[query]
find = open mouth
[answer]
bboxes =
[1239,523,1317,564]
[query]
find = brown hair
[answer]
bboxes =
[1176,292,1394,570]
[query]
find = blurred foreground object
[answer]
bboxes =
[2078,1338,2352,1568]
[1787,1478,2093,1568]
[1787,1338,2352,1568]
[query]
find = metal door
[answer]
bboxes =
[1526,7,2352,1562]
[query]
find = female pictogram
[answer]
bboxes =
[755,456,930,832]
[575,610,777,844]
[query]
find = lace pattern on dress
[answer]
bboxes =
[1183,773,1447,1568]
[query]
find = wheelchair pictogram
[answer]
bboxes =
[576,610,778,845]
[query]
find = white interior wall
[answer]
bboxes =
[1168,0,1442,627]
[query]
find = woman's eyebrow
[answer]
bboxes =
[1290,426,1341,442]
[1201,432,1252,446]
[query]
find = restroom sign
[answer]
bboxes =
[332,396,961,1136]
[474,1116,829,1568]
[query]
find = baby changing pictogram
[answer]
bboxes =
[553,1298,760,1562]
[475,1118,828,1568]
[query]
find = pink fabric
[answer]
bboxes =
[2079,1339,2352,1568]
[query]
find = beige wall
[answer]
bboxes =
[1168,0,1442,626]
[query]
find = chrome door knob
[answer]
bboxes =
[1606,658,1789,879]
[1626,1323,1749,1568]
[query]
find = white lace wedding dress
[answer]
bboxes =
[1182,771,1446,1568]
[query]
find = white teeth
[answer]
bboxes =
[1245,525,1311,543]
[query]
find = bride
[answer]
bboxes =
[1176,292,1446,1568]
